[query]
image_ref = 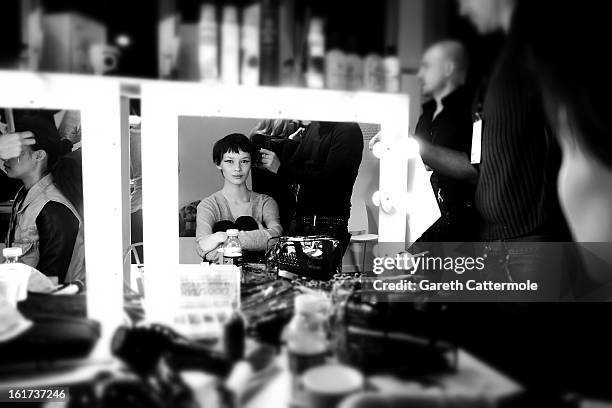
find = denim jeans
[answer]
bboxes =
[480,234,574,301]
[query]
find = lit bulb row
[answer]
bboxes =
[370,136,419,159]
[371,135,420,214]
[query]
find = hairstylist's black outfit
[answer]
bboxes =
[276,122,363,254]
[414,86,477,242]
[251,135,300,232]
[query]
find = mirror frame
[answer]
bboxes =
[140,82,411,323]
[0,72,125,359]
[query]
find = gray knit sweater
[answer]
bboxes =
[195,190,282,259]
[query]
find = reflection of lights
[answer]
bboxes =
[129,115,141,126]
[372,141,384,158]
[372,136,419,159]
[405,137,420,159]
[116,34,131,48]
[372,190,381,206]
[372,191,395,214]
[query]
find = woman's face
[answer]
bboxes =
[557,110,612,242]
[217,150,252,186]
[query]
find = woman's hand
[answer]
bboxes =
[198,231,228,260]
[259,148,281,174]
[213,231,228,244]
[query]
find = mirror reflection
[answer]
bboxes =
[1,107,86,352]
[178,116,380,274]
[1,108,84,285]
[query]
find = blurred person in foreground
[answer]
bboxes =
[519,2,612,398]
[518,1,612,246]
[413,40,478,243]
[458,0,572,295]
[454,0,611,401]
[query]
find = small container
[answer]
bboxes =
[363,53,385,92]
[325,49,347,90]
[306,18,325,89]
[0,247,31,306]
[198,3,219,82]
[283,293,331,398]
[223,303,246,362]
[302,364,364,408]
[2,247,22,264]
[345,53,364,91]
[222,229,243,267]
[241,2,260,86]
[220,5,240,85]
[383,47,400,93]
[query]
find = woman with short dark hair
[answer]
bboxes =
[196,133,282,261]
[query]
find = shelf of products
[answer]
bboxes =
[3,0,408,93]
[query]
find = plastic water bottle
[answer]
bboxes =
[222,229,243,266]
[3,247,21,264]
[0,247,30,305]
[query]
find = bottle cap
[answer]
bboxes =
[2,247,23,258]
[226,229,239,236]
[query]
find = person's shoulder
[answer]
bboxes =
[39,201,78,225]
[334,122,361,132]
[329,122,363,140]
[422,98,436,111]
[446,86,475,113]
[250,191,274,204]
[197,192,222,210]
[252,191,278,209]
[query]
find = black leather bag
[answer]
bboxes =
[266,235,343,281]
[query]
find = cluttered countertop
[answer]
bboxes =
[0,261,523,407]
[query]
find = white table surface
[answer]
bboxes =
[243,348,522,408]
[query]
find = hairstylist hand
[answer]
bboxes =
[0,131,35,160]
[288,127,305,141]
[259,148,281,174]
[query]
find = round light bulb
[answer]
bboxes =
[372,191,381,206]
[381,195,395,214]
[372,141,384,159]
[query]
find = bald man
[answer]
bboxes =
[414,40,478,242]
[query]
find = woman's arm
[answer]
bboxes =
[196,199,227,260]
[237,196,283,251]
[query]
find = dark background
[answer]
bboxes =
[3,0,504,81]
